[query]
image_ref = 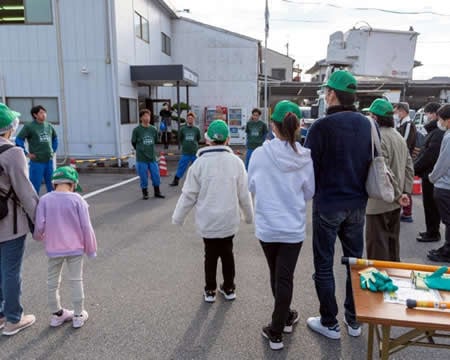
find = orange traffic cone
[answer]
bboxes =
[412,176,422,195]
[159,152,169,177]
[70,158,77,170]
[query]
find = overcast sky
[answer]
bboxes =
[172,0,450,80]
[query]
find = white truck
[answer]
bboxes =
[312,26,419,119]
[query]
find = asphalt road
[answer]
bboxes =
[1,168,449,360]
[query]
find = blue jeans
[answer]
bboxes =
[245,148,254,170]
[136,161,160,189]
[312,207,365,327]
[0,235,26,323]
[29,160,53,194]
[175,155,196,179]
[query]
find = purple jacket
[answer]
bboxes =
[33,192,97,258]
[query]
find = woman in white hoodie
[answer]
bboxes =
[248,100,315,351]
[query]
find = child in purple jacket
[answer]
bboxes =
[33,166,97,329]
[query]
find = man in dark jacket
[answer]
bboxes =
[414,102,445,242]
[304,70,372,340]
[394,102,417,222]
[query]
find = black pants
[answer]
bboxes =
[162,131,171,148]
[203,236,235,291]
[260,241,302,334]
[422,177,441,236]
[365,209,401,261]
[434,187,450,250]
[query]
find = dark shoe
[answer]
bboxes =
[428,246,448,256]
[400,215,413,223]
[262,326,283,350]
[142,188,149,200]
[154,186,165,198]
[283,310,299,333]
[169,176,179,187]
[417,235,441,242]
[204,290,216,303]
[427,251,450,263]
[219,284,236,301]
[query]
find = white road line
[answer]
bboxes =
[83,176,139,199]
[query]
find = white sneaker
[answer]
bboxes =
[219,285,236,301]
[204,290,216,303]
[306,316,341,340]
[50,309,74,327]
[343,318,362,337]
[72,310,88,328]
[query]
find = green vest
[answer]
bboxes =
[16,121,57,162]
[131,125,158,162]
[179,125,201,155]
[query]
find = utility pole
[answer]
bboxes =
[264,0,269,124]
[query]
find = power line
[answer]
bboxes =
[280,1,450,17]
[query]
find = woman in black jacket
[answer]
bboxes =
[414,102,446,243]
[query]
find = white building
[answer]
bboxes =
[0,0,293,158]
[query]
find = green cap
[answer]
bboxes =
[323,70,357,94]
[271,100,302,123]
[52,166,82,192]
[368,99,394,117]
[0,103,20,130]
[206,119,229,143]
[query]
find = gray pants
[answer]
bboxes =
[365,208,401,261]
[48,255,84,315]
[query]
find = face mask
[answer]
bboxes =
[393,114,400,123]
[437,121,447,131]
[423,115,429,124]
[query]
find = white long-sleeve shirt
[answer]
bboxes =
[429,130,450,190]
[172,145,253,238]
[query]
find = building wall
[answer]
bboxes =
[172,19,259,131]
[265,49,294,81]
[114,0,174,156]
[0,0,115,157]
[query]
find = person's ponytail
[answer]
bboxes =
[273,112,299,152]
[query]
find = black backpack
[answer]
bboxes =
[0,144,19,233]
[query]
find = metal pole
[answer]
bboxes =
[264,0,269,124]
[177,81,181,150]
[186,85,189,109]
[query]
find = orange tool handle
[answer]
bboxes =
[406,299,450,309]
[342,257,450,273]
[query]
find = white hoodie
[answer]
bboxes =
[248,138,315,243]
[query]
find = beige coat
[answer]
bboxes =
[0,136,38,241]
[366,127,414,215]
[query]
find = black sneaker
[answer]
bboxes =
[219,284,236,301]
[262,326,283,351]
[429,246,448,256]
[283,310,299,333]
[204,290,216,303]
[427,251,450,263]
[417,232,441,242]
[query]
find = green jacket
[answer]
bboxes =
[178,125,201,155]
[16,121,57,162]
[131,125,158,162]
[246,120,268,149]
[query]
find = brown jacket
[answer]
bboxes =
[366,127,414,215]
[0,136,38,242]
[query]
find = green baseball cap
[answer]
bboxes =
[52,166,82,192]
[368,99,394,117]
[0,103,20,130]
[323,70,357,94]
[206,119,229,143]
[271,100,302,123]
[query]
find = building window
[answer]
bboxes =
[134,12,149,43]
[0,0,52,24]
[120,98,138,124]
[271,68,286,81]
[161,32,171,56]
[6,97,59,124]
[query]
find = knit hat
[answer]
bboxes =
[52,166,82,192]
[368,99,394,117]
[271,100,302,123]
[205,120,229,143]
[0,103,20,134]
[323,70,357,94]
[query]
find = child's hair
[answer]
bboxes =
[31,105,46,118]
[272,112,299,153]
[187,111,196,119]
[54,181,75,191]
[139,109,151,118]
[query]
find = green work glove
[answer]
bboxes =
[360,271,377,291]
[424,267,450,291]
[373,271,398,292]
